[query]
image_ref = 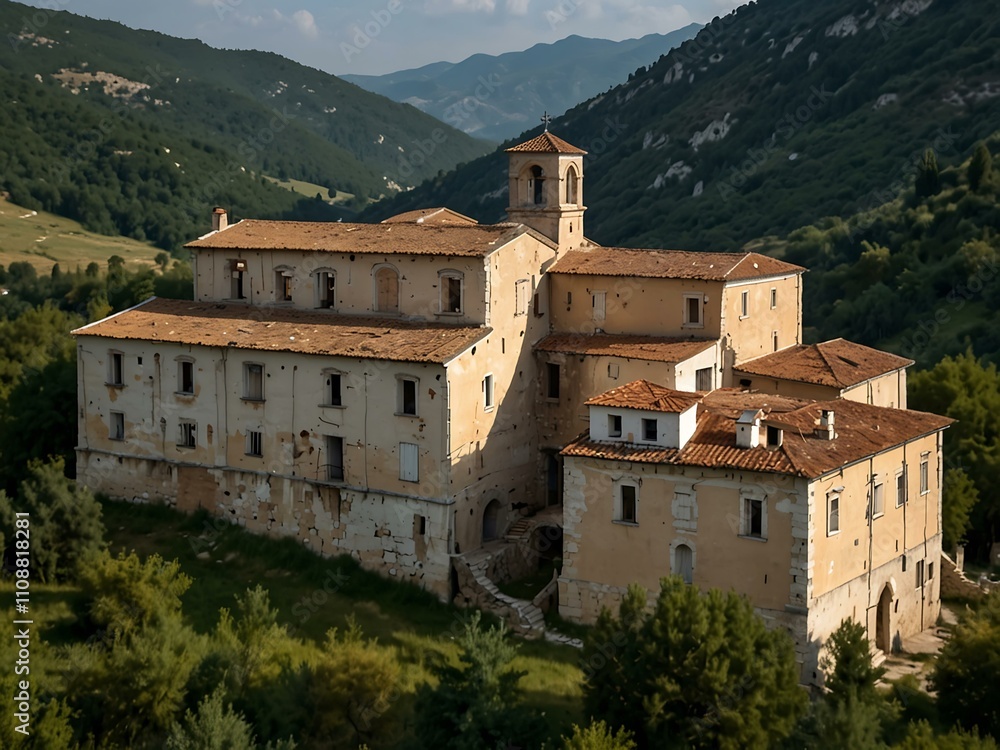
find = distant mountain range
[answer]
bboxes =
[0,0,489,250]
[342,28,701,142]
[363,0,1000,252]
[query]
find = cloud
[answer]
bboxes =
[506,0,531,14]
[272,8,320,38]
[423,0,497,14]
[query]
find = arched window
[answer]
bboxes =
[674,543,693,584]
[531,165,545,205]
[373,265,399,313]
[566,165,579,205]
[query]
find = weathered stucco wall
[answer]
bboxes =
[721,274,802,371]
[731,369,908,409]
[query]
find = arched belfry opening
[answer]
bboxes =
[531,165,545,205]
[505,129,587,254]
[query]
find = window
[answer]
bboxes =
[483,374,494,410]
[684,294,703,326]
[920,456,929,494]
[243,363,264,401]
[400,442,419,482]
[743,496,765,539]
[108,351,124,386]
[642,418,657,441]
[608,363,620,379]
[178,420,196,448]
[617,484,637,524]
[230,259,248,300]
[324,371,342,407]
[398,377,418,416]
[827,494,840,535]
[695,367,713,392]
[566,166,579,204]
[674,543,693,584]
[246,430,262,457]
[325,436,344,481]
[608,414,623,438]
[741,290,749,318]
[275,269,293,302]
[928,562,935,581]
[546,362,561,400]
[109,411,125,441]
[440,273,463,314]
[896,470,906,506]
[374,266,399,313]
[770,287,777,309]
[530,165,545,205]
[916,559,925,588]
[592,291,606,322]
[772,331,779,352]
[872,481,884,518]
[316,270,336,309]
[177,359,194,395]
[515,279,530,316]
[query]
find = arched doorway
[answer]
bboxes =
[482,499,501,542]
[374,266,399,313]
[674,543,693,584]
[876,585,893,653]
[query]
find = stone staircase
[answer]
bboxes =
[453,550,547,638]
[505,517,533,542]
[870,643,887,669]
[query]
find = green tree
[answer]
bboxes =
[413,611,544,750]
[582,579,806,749]
[822,619,886,706]
[930,591,1000,738]
[942,468,978,550]
[562,720,637,750]
[968,143,993,192]
[915,149,940,197]
[167,689,258,750]
[0,458,105,583]
[793,693,886,749]
[897,720,998,749]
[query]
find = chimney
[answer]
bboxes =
[815,409,836,440]
[736,409,762,449]
[212,207,228,233]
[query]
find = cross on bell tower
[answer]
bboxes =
[541,112,552,131]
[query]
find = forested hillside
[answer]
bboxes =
[0,0,489,252]
[364,0,1000,252]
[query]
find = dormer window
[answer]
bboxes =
[608,414,623,438]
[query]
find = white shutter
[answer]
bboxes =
[400,442,419,482]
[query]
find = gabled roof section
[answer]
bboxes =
[549,246,805,281]
[505,131,587,155]
[72,298,490,364]
[382,207,479,226]
[535,334,715,363]
[734,339,914,389]
[585,380,702,413]
[564,389,953,479]
[185,219,528,257]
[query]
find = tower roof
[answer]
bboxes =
[506,131,587,155]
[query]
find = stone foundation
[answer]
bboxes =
[79,450,453,599]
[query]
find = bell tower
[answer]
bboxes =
[505,127,586,254]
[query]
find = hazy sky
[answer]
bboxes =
[20,0,745,75]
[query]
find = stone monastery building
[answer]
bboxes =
[74,131,951,683]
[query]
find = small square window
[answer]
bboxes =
[178,421,197,448]
[642,418,657,441]
[483,374,494,410]
[243,363,264,401]
[618,485,637,524]
[684,295,702,326]
[246,430,262,457]
[110,411,125,441]
[546,363,561,400]
[608,414,622,438]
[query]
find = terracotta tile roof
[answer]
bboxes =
[734,339,913,389]
[549,246,805,281]
[382,207,479,226]
[535,333,715,363]
[185,219,524,257]
[505,131,587,154]
[585,380,702,413]
[563,388,953,479]
[73,298,489,364]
